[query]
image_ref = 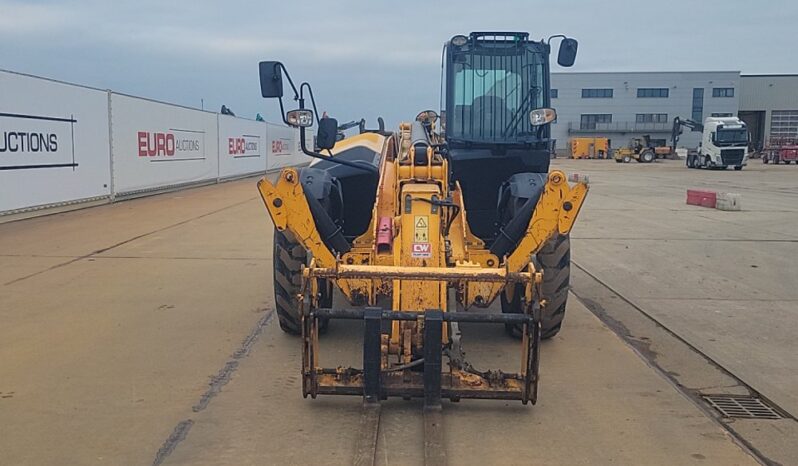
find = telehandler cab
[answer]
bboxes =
[256,32,587,409]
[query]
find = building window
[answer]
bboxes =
[692,88,704,122]
[580,114,612,130]
[712,87,734,98]
[770,110,798,140]
[550,89,558,98]
[636,113,668,123]
[711,113,733,117]
[581,88,613,98]
[637,88,669,98]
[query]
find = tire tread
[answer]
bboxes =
[273,229,306,335]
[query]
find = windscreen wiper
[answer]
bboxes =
[503,87,540,137]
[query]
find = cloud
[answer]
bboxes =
[1,0,797,126]
[0,1,76,34]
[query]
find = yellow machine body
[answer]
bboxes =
[614,135,669,163]
[570,137,609,159]
[257,121,588,403]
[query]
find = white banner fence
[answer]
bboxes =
[218,114,267,180]
[1,69,311,216]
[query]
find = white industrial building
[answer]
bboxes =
[550,71,798,155]
[738,75,798,148]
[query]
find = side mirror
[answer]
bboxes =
[317,117,338,150]
[557,38,578,67]
[259,61,284,98]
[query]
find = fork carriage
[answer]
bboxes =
[300,264,543,404]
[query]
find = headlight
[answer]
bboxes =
[451,35,468,47]
[529,108,557,126]
[286,109,314,128]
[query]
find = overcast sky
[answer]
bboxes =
[2,0,796,126]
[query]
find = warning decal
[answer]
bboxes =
[414,215,429,242]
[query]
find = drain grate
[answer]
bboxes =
[703,395,782,420]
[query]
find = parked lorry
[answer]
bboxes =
[673,116,749,170]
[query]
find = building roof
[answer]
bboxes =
[552,70,740,75]
[741,74,798,77]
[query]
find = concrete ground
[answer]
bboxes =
[0,158,792,465]
[556,157,798,418]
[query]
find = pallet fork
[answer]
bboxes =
[301,267,543,466]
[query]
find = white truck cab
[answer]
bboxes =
[688,117,749,170]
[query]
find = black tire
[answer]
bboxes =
[501,235,571,339]
[640,150,655,163]
[273,228,330,335]
[734,166,743,171]
[686,155,693,168]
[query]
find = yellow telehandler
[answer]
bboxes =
[256,32,588,412]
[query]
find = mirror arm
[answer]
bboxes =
[300,82,322,126]
[546,34,566,44]
[277,98,290,126]
[270,64,376,174]
[275,62,300,101]
[269,62,301,126]
[298,128,378,174]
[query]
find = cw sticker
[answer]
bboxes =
[412,243,431,258]
[414,215,429,242]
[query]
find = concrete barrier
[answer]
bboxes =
[716,192,742,211]
[567,173,590,184]
[686,189,717,208]
[687,189,742,211]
